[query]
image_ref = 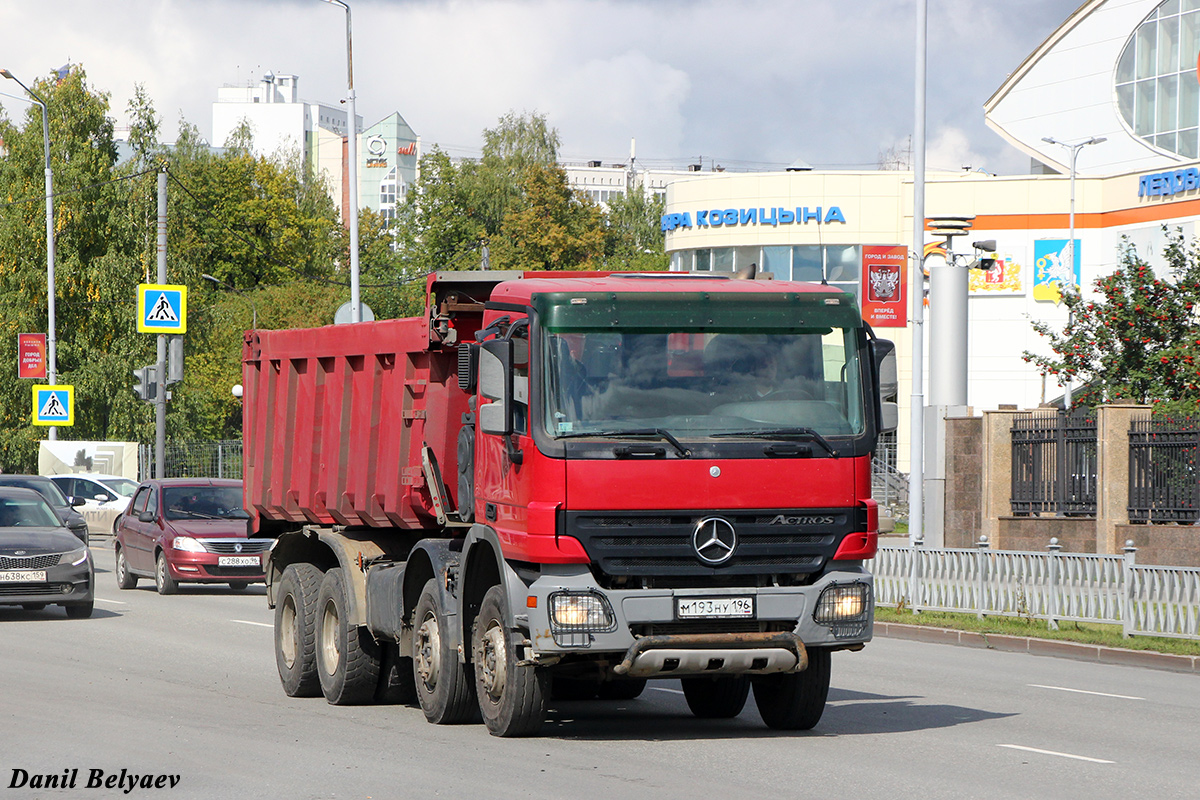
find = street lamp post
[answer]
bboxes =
[2,68,57,440]
[1041,135,1107,409]
[202,274,258,328]
[321,0,361,323]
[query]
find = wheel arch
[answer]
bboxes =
[460,524,529,663]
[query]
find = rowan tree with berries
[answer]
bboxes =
[1024,231,1200,413]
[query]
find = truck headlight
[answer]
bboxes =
[549,591,616,647]
[813,582,870,638]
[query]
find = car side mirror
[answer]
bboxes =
[138,510,155,523]
[478,339,513,436]
[94,493,109,502]
[69,496,86,508]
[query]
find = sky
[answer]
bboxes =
[1,0,1084,176]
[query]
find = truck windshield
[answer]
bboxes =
[541,328,864,440]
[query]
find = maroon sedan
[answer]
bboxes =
[114,478,272,594]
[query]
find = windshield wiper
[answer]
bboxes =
[711,427,839,458]
[558,427,691,458]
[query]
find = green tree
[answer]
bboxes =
[1025,231,1200,411]
[490,164,605,271]
[603,187,669,271]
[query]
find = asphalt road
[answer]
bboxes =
[1,544,1197,800]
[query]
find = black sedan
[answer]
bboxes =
[0,487,94,618]
[0,475,90,543]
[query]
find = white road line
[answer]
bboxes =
[1028,684,1144,701]
[230,619,273,628]
[94,598,128,605]
[651,687,684,695]
[997,744,1114,764]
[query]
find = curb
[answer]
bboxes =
[874,621,1200,675]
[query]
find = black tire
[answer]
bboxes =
[472,585,547,737]
[752,648,831,730]
[65,601,94,619]
[315,568,381,705]
[274,563,323,697]
[597,678,647,701]
[375,641,417,705]
[21,603,46,611]
[681,675,751,719]
[228,581,250,591]
[412,579,477,724]
[154,551,178,595]
[115,546,137,590]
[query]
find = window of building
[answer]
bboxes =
[761,246,791,279]
[1116,0,1200,156]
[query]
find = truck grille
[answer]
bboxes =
[565,508,858,585]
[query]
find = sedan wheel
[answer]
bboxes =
[155,551,178,595]
[115,546,138,590]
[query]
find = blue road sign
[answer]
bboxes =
[33,384,74,426]
[138,284,187,334]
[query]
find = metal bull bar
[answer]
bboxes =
[612,631,809,678]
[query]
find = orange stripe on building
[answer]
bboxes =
[965,198,1200,231]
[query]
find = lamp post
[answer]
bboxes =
[321,0,361,323]
[1041,135,1107,409]
[1,68,57,440]
[202,274,257,328]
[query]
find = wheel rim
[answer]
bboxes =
[478,620,508,701]
[116,552,125,582]
[319,599,340,676]
[415,611,441,689]
[280,595,298,669]
[156,556,166,589]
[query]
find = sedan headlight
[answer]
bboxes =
[63,547,89,566]
[172,536,207,553]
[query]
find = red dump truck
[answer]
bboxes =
[243,269,897,736]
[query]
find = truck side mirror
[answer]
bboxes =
[478,339,513,436]
[871,339,898,399]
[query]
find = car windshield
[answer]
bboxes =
[0,477,69,507]
[162,486,249,520]
[541,328,865,440]
[99,478,138,498]
[0,495,65,528]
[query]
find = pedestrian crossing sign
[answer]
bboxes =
[138,284,187,334]
[32,384,74,426]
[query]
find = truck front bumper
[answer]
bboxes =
[518,566,872,677]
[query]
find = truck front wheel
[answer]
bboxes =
[275,563,323,697]
[681,675,750,718]
[413,579,477,724]
[472,585,547,737]
[316,568,381,705]
[752,647,831,730]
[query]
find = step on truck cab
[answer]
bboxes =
[244,269,898,736]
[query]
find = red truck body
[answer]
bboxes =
[244,270,895,736]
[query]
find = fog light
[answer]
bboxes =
[549,591,615,647]
[813,582,870,638]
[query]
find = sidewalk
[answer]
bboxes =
[874,621,1200,675]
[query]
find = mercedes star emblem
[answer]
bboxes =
[692,517,737,565]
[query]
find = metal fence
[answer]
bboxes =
[1128,415,1200,523]
[1011,408,1097,517]
[871,539,1200,640]
[138,440,243,481]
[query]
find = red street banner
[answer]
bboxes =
[18,333,47,379]
[861,245,908,327]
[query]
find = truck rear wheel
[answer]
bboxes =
[681,675,750,719]
[413,579,477,724]
[752,647,831,730]
[274,563,323,697]
[316,568,381,705]
[472,585,547,737]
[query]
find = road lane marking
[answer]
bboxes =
[1028,684,1143,701]
[651,687,684,695]
[230,619,273,628]
[95,598,128,605]
[998,744,1114,764]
